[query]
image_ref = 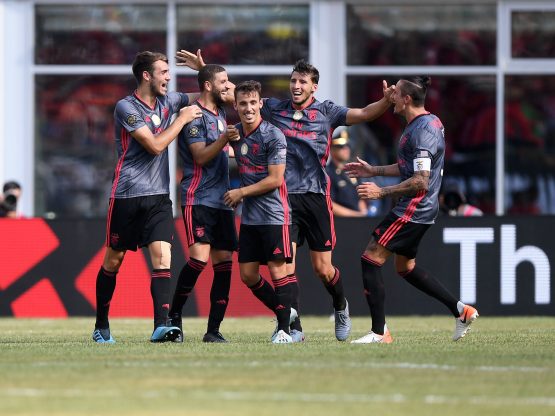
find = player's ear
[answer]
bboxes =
[312,83,318,93]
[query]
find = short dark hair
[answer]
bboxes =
[198,64,227,91]
[399,76,431,107]
[132,51,168,85]
[234,80,262,100]
[291,60,319,84]
[3,180,21,193]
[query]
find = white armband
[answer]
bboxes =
[413,157,431,172]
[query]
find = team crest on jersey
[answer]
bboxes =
[217,120,225,133]
[151,114,161,127]
[195,226,205,238]
[162,107,170,120]
[308,110,317,121]
[240,143,249,155]
[188,126,200,137]
[126,114,138,126]
[252,143,259,155]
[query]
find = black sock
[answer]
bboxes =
[287,274,302,331]
[361,255,386,335]
[323,267,346,311]
[95,267,117,329]
[207,261,232,333]
[273,277,292,334]
[401,265,459,317]
[248,276,277,311]
[151,269,171,328]
[170,258,206,317]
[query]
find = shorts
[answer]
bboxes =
[106,194,174,251]
[289,193,335,251]
[372,211,431,259]
[181,205,238,251]
[238,224,293,265]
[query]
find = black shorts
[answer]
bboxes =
[372,212,431,259]
[238,224,293,265]
[181,205,238,251]
[289,193,335,251]
[106,194,174,251]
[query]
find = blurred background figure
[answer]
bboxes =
[326,128,368,217]
[0,181,23,218]
[440,182,483,217]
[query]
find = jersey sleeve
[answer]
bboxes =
[322,100,348,129]
[266,127,287,165]
[411,128,439,172]
[261,98,279,121]
[183,117,207,145]
[114,99,146,132]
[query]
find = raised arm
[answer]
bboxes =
[132,105,201,155]
[345,80,395,125]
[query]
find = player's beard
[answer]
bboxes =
[211,88,225,106]
[151,82,165,98]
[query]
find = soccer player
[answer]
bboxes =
[92,51,203,344]
[175,49,394,342]
[344,76,479,343]
[224,80,295,344]
[169,64,239,343]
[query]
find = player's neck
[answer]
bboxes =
[292,96,315,110]
[135,86,157,109]
[405,106,428,124]
[242,117,262,136]
[198,93,218,114]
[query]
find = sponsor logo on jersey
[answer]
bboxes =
[151,114,161,127]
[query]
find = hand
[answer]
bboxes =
[344,157,375,178]
[176,49,205,71]
[179,104,202,123]
[224,189,243,208]
[357,182,383,200]
[224,125,240,142]
[383,80,396,103]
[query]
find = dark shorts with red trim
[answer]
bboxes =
[289,193,335,251]
[106,194,174,251]
[372,212,431,259]
[238,224,293,265]
[181,205,238,251]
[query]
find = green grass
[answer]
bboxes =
[1,316,554,416]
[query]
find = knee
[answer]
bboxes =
[240,273,258,287]
[313,264,333,281]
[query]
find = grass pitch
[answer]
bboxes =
[0,316,554,416]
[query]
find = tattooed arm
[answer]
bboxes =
[356,170,430,200]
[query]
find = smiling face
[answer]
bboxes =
[208,71,231,106]
[235,90,262,128]
[392,80,410,116]
[290,71,318,107]
[147,60,171,97]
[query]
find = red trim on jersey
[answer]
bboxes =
[133,91,156,110]
[291,96,315,111]
[243,119,263,138]
[196,100,219,117]
[186,163,203,206]
[279,182,291,258]
[110,128,130,199]
[407,112,431,127]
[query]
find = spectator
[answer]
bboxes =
[326,128,368,217]
[0,181,22,218]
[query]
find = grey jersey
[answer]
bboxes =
[392,113,445,224]
[229,120,290,225]
[111,91,189,198]
[261,97,348,195]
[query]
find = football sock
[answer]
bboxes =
[361,255,386,335]
[169,258,206,317]
[248,276,277,311]
[95,267,117,329]
[207,261,232,333]
[400,265,459,317]
[323,267,347,311]
[287,273,303,331]
[151,269,171,328]
[273,277,292,334]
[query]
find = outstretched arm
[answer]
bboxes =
[344,157,400,178]
[176,49,206,71]
[345,80,395,125]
